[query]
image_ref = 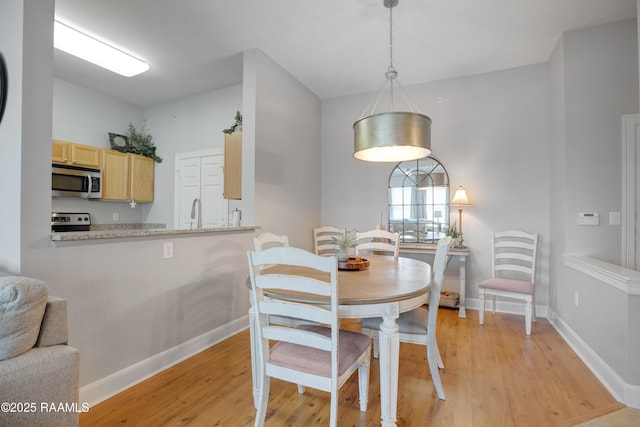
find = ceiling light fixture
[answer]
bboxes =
[54,20,149,77]
[353,0,431,162]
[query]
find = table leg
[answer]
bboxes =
[379,303,400,427]
[458,255,467,318]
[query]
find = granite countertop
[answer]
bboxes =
[51,223,257,241]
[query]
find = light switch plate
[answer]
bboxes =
[609,211,621,225]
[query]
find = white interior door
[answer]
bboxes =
[175,150,227,229]
[201,155,225,227]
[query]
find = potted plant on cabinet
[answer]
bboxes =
[127,122,162,163]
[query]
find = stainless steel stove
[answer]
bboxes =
[51,212,91,232]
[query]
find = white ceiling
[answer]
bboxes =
[53,0,637,107]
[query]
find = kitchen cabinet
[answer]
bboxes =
[223,131,242,199]
[101,149,130,200]
[130,154,154,203]
[100,150,154,203]
[52,140,101,168]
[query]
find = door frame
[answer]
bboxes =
[622,113,639,269]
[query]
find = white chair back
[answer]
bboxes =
[253,232,289,251]
[491,230,538,283]
[427,236,452,336]
[313,226,345,256]
[355,229,400,258]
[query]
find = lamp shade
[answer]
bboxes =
[353,112,431,162]
[451,186,471,206]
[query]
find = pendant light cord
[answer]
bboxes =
[357,0,423,119]
[389,5,394,73]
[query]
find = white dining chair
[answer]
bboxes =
[253,232,289,252]
[313,226,345,256]
[355,229,400,258]
[247,246,371,427]
[360,236,451,400]
[253,233,311,327]
[478,230,539,335]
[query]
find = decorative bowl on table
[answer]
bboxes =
[338,256,370,271]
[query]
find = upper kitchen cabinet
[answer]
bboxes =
[223,131,242,200]
[130,154,154,203]
[52,140,101,168]
[101,149,130,201]
[101,150,154,203]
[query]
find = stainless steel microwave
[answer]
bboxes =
[52,164,102,198]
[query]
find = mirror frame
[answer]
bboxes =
[388,156,450,244]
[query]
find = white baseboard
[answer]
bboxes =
[80,315,249,407]
[547,311,625,401]
[467,299,639,408]
[547,310,640,408]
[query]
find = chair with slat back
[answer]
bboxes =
[253,233,312,327]
[360,236,451,400]
[253,232,289,253]
[313,226,346,256]
[478,230,539,335]
[247,246,371,427]
[251,232,310,402]
[355,229,400,258]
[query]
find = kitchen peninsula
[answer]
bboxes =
[51,225,256,241]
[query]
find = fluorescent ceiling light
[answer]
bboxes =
[54,20,149,77]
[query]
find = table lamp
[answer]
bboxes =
[451,186,472,248]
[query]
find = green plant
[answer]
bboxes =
[126,122,162,163]
[445,222,460,238]
[223,111,243,134]
[331,231,358,250]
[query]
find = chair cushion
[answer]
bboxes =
[360,308,429,335]
[269,325,370,377]
[0,276,48,360]
[478,277,534,294]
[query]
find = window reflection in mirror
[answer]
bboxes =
[388,156,450,243]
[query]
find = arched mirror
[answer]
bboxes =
[388,156,450,243]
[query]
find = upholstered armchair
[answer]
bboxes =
[0,271,80,427]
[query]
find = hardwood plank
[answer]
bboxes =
[81,309,623,426]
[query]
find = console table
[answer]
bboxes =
[400,243,471,318]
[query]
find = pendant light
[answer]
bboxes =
[353,0,431,162]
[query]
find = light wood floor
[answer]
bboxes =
[80,308,626,426]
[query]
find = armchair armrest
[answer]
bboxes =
[35,296,69,347]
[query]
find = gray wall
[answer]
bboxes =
[0,1,54,274]
[550,18,639,388]
[251,49,322,251]
[144,84,244,226]
[321,63,552,304]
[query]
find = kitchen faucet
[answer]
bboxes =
[190,198,202,230]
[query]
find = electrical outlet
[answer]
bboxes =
[163,242,174,259]
[113,212,119,221]
[574,290,579,306]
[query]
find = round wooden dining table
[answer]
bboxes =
[248,254,432,427]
